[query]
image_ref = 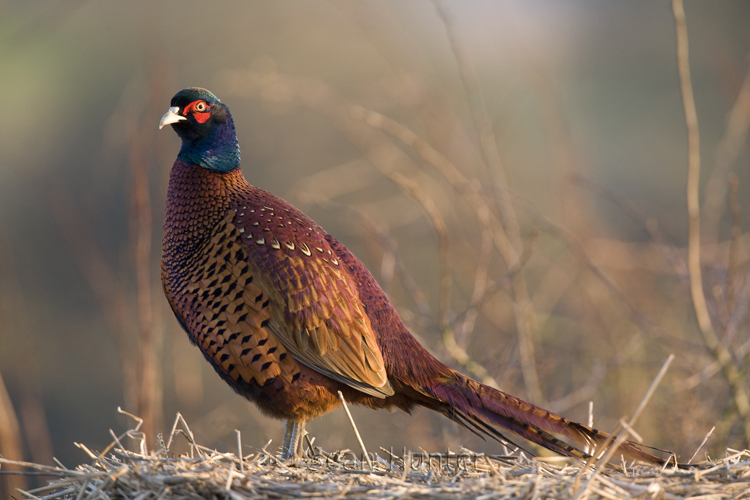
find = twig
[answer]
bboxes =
[74,443,98,460]
[349,106,515,265]
[224,467,235,492]
[118,406,144,431]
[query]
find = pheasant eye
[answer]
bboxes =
[195,101,207,112]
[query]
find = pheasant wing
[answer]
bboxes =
[235,204,394,398]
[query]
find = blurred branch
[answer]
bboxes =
[0,370,27,493]
[351,107,513,258]
[575,175,750,348]
[726,175,742,318]
[350,106,530,391]
[516,195,662,338]
[547,362,606,415]
[350,107,505,347]
[572,174,689,284]
[387,171,451,329]
[18,386,54,467]
[434,0,542,404]
[385,171,504,387]
[676,278,750,393]
[50,190,138,411]
[716,273,750,355]
[51,65,167,445]
[702,66,750,243]
[0,230,54,481]
[580,166,750,411]
[444,231,538,390]
[456,206,493,347]
[673,0,750,443]
[432,0,513,221]
[127,64,165,444]
[674,0,714,341]
[549,334,645,414]
[451,230,538,340]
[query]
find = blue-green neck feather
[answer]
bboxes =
[177,112,241,173]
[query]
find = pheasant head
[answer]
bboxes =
[159,87,241,173]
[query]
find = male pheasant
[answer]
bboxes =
[159,87,663,464]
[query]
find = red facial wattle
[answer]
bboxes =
[183,100,211,124]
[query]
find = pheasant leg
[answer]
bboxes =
[290,420,306,459]
[281,419,294,459]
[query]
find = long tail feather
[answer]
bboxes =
[423,372,666,466]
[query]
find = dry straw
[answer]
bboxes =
[2,407,750,500]
[5,355,744,498]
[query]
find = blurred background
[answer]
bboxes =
[1,0,750,491]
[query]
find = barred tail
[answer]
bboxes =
[420,372,665,466]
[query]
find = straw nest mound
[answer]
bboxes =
[3,412,749,500]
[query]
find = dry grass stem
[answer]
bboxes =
[688,426,716,465]
[9,422,747,500]
[235,429,244,474]
[573,354,674,499]
[11,406,748,499]
[337,391,373,470]
[624,354,674,430]
[165,411,201,459]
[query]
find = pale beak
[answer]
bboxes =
[159,106,186,129]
